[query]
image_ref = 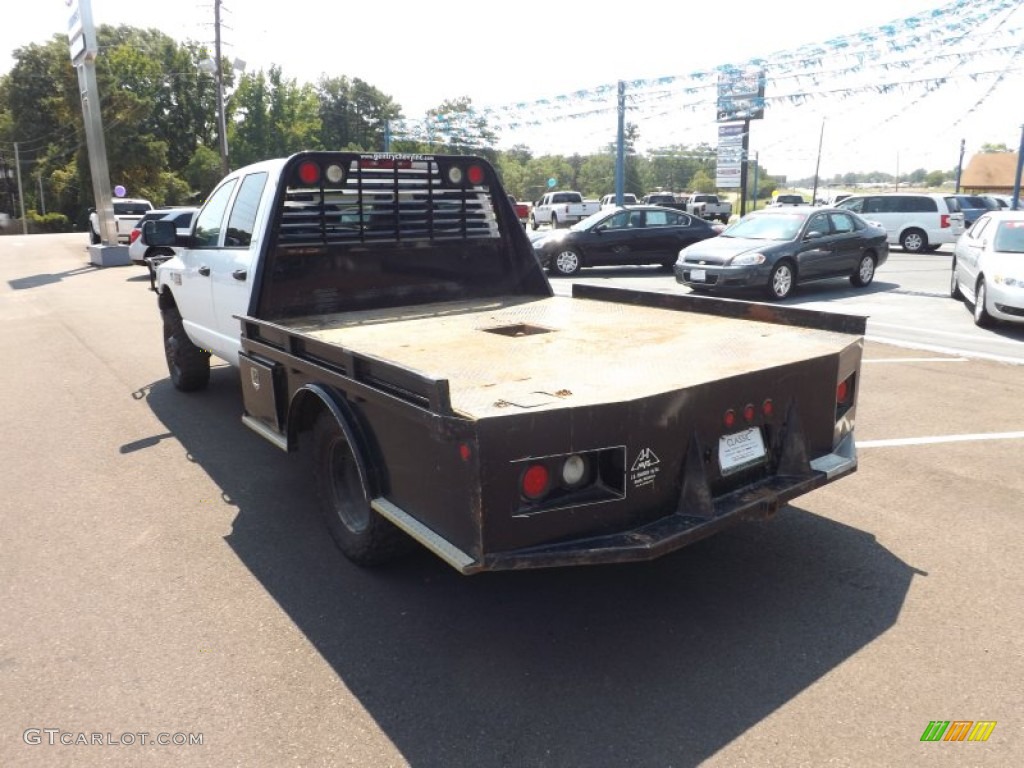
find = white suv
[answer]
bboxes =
[835,193,964,253]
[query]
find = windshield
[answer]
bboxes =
[724,212,806,240]
[994,220,1024,254]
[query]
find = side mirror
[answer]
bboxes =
[142,219,178,246]
[805,229,826,240]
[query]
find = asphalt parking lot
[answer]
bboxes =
[1,234,1021,767]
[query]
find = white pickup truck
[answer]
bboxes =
[89,197,154,244]
[529,191,601,229]
[686,194,733,223]
[141,151,864,575]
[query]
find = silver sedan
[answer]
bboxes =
[950,210,1024,326]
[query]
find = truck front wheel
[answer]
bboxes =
[311,413,411,567]
[161,305,210,391]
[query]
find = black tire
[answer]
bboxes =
[900,228,928,253]
[161,305,210,391]
[973,279,993,327]
[551,213,561,229]
[311,412,411,567]
[551,247,582,277]
[949,261,963,300]
[926,244,943,253]
[766,261,796,300]
[850,253,876,288]
[529,214,538,231]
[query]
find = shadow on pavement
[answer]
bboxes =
[7,264,97,290]
[141,367,919,767]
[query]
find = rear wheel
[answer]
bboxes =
[850,253,876,287]
[900,228,927,253]
[311,412,411,566]
[161,304,210,391]
[766,261,795,300]
[973,279,993,327]
[529,213,538,231]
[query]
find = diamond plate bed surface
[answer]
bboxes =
[282,296,856,418]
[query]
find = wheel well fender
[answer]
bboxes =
[288,384,379,496]
[157,287,178,311]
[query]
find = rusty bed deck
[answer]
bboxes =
[279,296,859,419]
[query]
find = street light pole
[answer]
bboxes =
[214,0,229,176]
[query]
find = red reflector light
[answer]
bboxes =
[298,161,320,185]
[723,409,737,429]
[459,443,471,462]
[762,398,774,417]
[466,164,485,185]
[521,464,550,500]
[940,214,950,228]
[743,403,756,422]
[836,379,849,404]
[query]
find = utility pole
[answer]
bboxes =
[614,81,625,205]
[214,0,229,175]
[1012,124,1023,211]
[954,138,965,193]
[811,119,824,204]
[14,142,26,234]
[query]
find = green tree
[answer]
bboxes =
[689,168,715,193]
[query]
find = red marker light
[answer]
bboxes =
[837,379,849,404]
[466,164,485,185]
[723,409,737,429]
[762,398,774,418]
[743,403,756,422]
[521,464,550,500]
[459,443,472,462]
[297,161,320,185]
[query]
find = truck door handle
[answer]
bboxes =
[198,266,210,276]
[232,269,247,281]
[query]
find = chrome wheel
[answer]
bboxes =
[553,248,581,276]
[851,254,876,287]
[767,262,794,300]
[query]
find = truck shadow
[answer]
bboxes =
[143,367,919,768]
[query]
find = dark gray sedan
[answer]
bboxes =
[675,207,889,300]
[533,205,720,276]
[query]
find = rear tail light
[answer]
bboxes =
[514,448,625,511]
[129,229,141,244]
[940,214,950,228]
[521,464,550,500]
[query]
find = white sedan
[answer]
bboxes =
[950,210,1024,326]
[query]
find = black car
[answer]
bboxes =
[675,207,889,300]
[532,205,720,276]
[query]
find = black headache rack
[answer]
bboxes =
[251,152,551,321]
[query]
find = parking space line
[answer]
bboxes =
[866,335,1024,366]
[863,357,967,364]
[859,431,1024,448]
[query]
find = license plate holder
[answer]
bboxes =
[691,268,707,282]
[719,427,767,475]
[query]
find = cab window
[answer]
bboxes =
[193,179,238,247]
[224,172,268,247]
